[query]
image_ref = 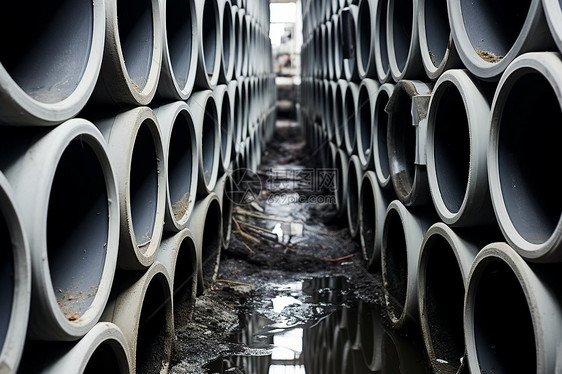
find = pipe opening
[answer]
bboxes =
[335,86,345,142]
[360,177,376,261]
[169,113,195,221]
[136,274,172,374]
[377,0,390,73]
[222,2,234,73]
[84,340,125,374]
[202,0,219,73]
[335,153,347,211]
[423,236,465,370]
[424,0,449,67]
[202,200,222,284]
[130,122,158,247]
[166,0,193,88]
[498,72,562,244]
[460,0,531,59]
[375,89,391,179]
[173,236,197,326]
[383,209,407,320]
[0,1,93,103]
[348,160,360,230]
[221,94,232,163]
[47,139,109,319]
[0,211,14,353]
[344,88,357,149]
[433,84,470,214]
[234,13,241,71]
[389,89,416,193]
[117,0,154,89]
[390,0,413,71]
[241,17,248,73]
[358,0,372,71]
[358,86,372,157]
[202,99,219,186]
[473,258,535,372]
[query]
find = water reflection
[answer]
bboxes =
[205,276,429,374]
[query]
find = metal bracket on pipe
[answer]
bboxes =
[412,94,431,166]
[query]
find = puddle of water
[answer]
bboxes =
[203,276,429,374]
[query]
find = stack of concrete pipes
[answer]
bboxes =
[0,0,275,373]
[301,0,562,372]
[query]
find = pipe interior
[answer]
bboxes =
[348,161,360,227]
[389,89,416,193]
[433,83,470,214]
[168,112,195,221]
[473,259,536,373]
[202,0,219,73]
[222,2,234,72]
[233,88,242,147]
[375,89,391,179]
[383,209,408,320]
[358,86,372,156]
[166,0,193,88]
[47,139,109,318]
[222,179,233,243]
[423,235,465,368]
[117,0,154,89]
[498,72,562,244]
[220,93,232,163]
[344,88,357,147]
[202,200,222,283]
[335,86,345,141]
[202,100,219,185]
[459,0,531,59]
[377,0,390,73]
[359,177,376,261]
[335,153,346,209]
[424,0,449,66]
[390,0,413,71]
[358,0,372,71]
[173,236,197,326]
[0,1,93,103]
[84,340,125,374]
[136,274,172,374]
[0,211,14,353]
[130,122,158,247]
[234,13,241,69]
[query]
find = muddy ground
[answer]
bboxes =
[169,121,429,374]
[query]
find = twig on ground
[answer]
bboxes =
[216,279,253,287]
[321,254,355,262]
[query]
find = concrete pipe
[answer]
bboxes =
[234,8,246,79]
[387,0,425,82]
[488,52,562,262]
[359,171,393,269]
[157,229,199,326]
[332,14,344,81]
[18,322,132,374]
[231,5,240,78]
[448,0,554,81]
[325,81,337,142]
[373,83,394,189]
[96,107,166,270]
[213,85,234,174]
[187,90,221,195]
[373,0,391,83]
[320,24,328,79]
[381,200,434,330]
[356,0,378,79]
[381,329,427,374]
[228,81,242,157]
[418,223,497,374]
[343,5,360,82]
[465,242,562,374]
[335,149,350,218]
[153,101,199,233]
[417,0,461,80]
[157,0,198,101]
[219,0,235,83]
[102,262,173,374]
[343,82,360,156]
[242,15,252,77]
[194,0,222,90]
[214,174,234,250]
[356,301,383,372]
[237,79,249,146]
[0,0,105,126]
[346,155,363,239]
[543,0,562,54]
[427,69,495,227]
[188,192,222,292]
[357,79,380,170]
[326,21,335,80]
[0,173,30,373]
[0,119,119,341]
[93,0,163,107]
[386,80,433,207]
[334,80,348,149]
